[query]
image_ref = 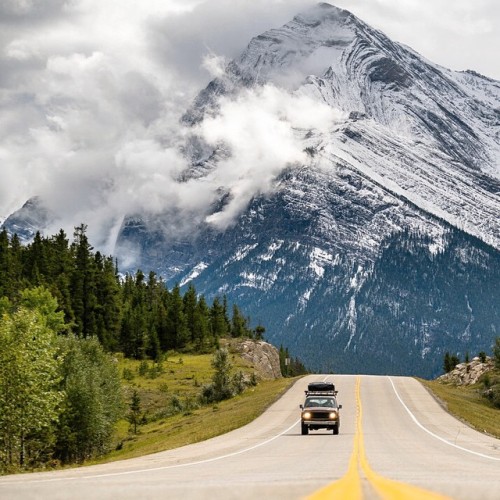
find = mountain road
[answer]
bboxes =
[1,375,499,499]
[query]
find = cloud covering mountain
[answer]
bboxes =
[2,0,500,254]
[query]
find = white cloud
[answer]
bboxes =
[197,84,343,228]
[201,51,228,78]
[0,0,499,257]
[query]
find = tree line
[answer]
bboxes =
[279,345,308,377]
[442,340,500,374]
[0,225,264,359]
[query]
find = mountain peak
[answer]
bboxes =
[294,2,353,23]
[182,2,361,124]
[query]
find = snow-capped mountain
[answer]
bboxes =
[2,197,54,244]
[184,3,500,248]
[3,3,500,376]
[116,3,500,376]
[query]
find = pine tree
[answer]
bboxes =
[8,234,23,297]
[24,232,46,286]
[289,357,308,376]
[0,229,9,297]
[94,253,122,350]
[443,352,452,373]
[231,304,249,337]
[70,225,98,338]
[222,295,231,333]
[254,325,266,340]
[155,289,170,353]
[128,390,142,434]
[210,297,228,339]
[183,284,198,343]
[193,295,211,351]
[201,348,234,403]
[166,284,189,350]
[42,229,74,328]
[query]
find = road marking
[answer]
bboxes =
[3,419,301,483]
[356,378,450,500]
[389,377,500,462]
[308,377,450,500]
[306,384,363,500]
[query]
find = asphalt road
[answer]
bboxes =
[1,375,499,500]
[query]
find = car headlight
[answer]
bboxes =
[329,412,338,420]
[302,411,311,420]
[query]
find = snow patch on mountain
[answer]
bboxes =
[309,247,335,277]
[239,271,278,291]
[179,262,208,287]
[260,240,284,261]
[226,243,259,265]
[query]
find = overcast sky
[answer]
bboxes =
[1,0,498,253]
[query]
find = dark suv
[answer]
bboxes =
[300,382,341,435]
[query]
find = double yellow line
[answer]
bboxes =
[308,377,451,500]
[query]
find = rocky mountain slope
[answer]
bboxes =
[3,3,500,377]
[438,357,495,386]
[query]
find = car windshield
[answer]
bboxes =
[304,397,337,408]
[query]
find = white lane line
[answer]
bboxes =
[389,377,500,462]
[2,377,323,485]
[4,418,301,484]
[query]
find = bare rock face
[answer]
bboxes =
[438,357,494,385]
[234,340,282,380]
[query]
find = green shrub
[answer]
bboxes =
[486,384,500,409]
[123,368,134,381]
[138,360,149,377]
[232,371,246,395]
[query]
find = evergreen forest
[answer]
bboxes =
[0,225,263,355]
[0,225,304,473]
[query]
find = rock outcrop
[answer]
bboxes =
[234,340,282,380]
[438,357,494,385]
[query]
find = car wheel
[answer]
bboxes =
[333,424,339,435]
[301,423,308,435]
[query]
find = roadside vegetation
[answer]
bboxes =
[0,225,307,474]
[421,379,500,439]
[96,352,296,463]
[422,339,500,439]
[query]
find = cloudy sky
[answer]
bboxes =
[0,0,498,252]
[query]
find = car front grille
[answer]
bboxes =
[310,412,331,420]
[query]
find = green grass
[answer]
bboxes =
[93,377,295,463]
[420,376,500,439]
[86,346,298,464]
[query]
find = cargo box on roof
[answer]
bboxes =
[307,382,335,393]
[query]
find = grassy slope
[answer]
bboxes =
[89,350,298,464]
[420,377,500,439]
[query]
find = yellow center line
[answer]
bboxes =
[307,377,452,500]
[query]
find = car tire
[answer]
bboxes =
[333,424,339,435]
[301,423,309,435]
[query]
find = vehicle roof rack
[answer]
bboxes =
[305,390,338,396]
[306,382,337,393]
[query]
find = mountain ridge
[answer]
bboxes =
[3,3,500,376]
